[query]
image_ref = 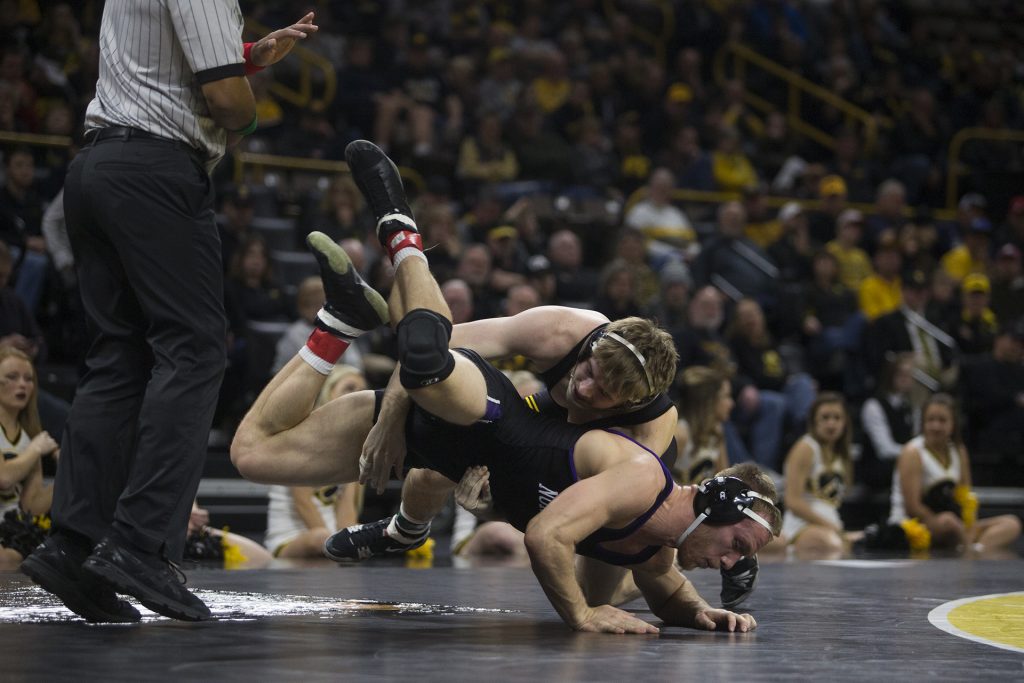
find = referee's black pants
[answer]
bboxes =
[51,134,227,563]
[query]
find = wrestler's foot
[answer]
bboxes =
[720,554,758,609]
[344,140,422,263]
[323,518,427,562]
[306,231,389,336]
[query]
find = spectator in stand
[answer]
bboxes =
[859,354,917,491]
[925,268,960,335]
[504,283,541,317]
[594,259,646,320]
[755,111,802,187]
[217,184,254,272]
[484,225,528,292]
[570,116,617,192]
[826,128,875,203]
[0,146,48,313]
[611,111,653,194]
[674,366,731,485]
[826,209,873,294]
[989,244,1024,324]
[442,278,475,326]
[941,217,992,283]
[711,126,758,193]
[509,102,572,183]
[741,184,781,250]
[652,262,692,331]
[778,393,853,558]
[890,87,947,204]
[728,297,816,464]
[954,274,999,358]
[524,254,557,305]
[659,125,714,192]
[858,234,903,322]
[808,174,849,246]
[456,112,518,190]
[224,235,293,326]
[768,202,813,285]
[455,245,500,320]
[613,228,659,307]
[864,179,908,251]
[693,201,778,305]
[303,175,369,244]
[997,196,1024,252]
[625,168,696,258]
[420,203,462,284]
[801,250,864,393]
[890,394,1022,551]
[0,241,45,362]
[547,229,597,307]
[960,323,1024,469]
[477,48,521,124]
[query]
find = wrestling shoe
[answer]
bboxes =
[306,231,389,335]
[21,535,141,623]
[323,518,427,562]
[344,140,422,261]
[720,555,758,609]
[83,537,211,621]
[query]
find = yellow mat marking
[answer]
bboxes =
[928,592,1024,654]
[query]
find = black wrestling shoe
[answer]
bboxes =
[323,518,427,561]
[306,231,389,335]
[83,537,211,622]
[720,555,758,609]
[21,536,141,623]
[343,140,419,249]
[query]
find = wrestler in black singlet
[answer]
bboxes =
[376,348,674,565]
[523,324,679,470]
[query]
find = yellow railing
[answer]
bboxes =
[945,127,1024,209]
[625,186,957,222]
[233,152,425,195]
[0,131,72,148]
[713,41,884,152]
[602,0,674,65]
[243,19,337,111]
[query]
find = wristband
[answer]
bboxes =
[230,113,259,136]
[242,42,265,75]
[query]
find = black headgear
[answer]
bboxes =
[675,476,778,546]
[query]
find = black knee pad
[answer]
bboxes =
[397,309,455,388]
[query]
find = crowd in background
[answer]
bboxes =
[1,0,1023,525]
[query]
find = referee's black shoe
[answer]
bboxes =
[343,140,419,250]
[306,231,389,335]
[83,537,211,622]
[720,555,759,609]
[21,535,141,623]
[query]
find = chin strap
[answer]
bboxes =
[674,512,708,547]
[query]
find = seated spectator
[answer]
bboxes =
[858,234,903,322]
[264,365,367,559]
[999,196,1024,253]
[826,128,875,203]
[826,209,873,294]
[224,235,293,325]
[742,183,782,249]
[509,102,572,183]
[889,394,1022,551]
[613,229,660,307]
[624,168,696,257]
[651,262,692,331]
[0,241,45,361]
[767,202,813,285]
[807,174,849,245]
[485,225,529,292]
[693,201,779,305]
[524,254,557,305]
[859,354,917,491]
[184,501,272,569]
[569,116,616,191]
[0,347,58,569]
[711,126,758,192]
[989,244,1024,324]
[727,297,816,469]
[0,146,48,313]
[864,179,908,251]
[456,113,518,189]
[594,259,647,320]
[941,217,992,283]
[779,393,852,558]
[217,184,254,272]
[420,203,462,283]
[302,175,370,244]
[658,125,713,192]
[441,278,474,324]
[672,285,731,370]
[547,229,597,307]
[673,366,730,484]
[960,324,1024,469]
[954,274,998,358]
[504,283,541,317]
[455,244,501,319]
[801,250,864,392]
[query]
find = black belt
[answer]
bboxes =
[84,126,205,162]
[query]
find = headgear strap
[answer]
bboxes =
[674,481,777,547]
[598,330,654,394]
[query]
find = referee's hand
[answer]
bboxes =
[250,12,319,68]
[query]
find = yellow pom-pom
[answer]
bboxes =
[220,530,249,570]
[953,485,978,528]
[404,537,435,569]
[901,518,931,552]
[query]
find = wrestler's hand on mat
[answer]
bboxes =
[455,466,493,513]
[693,607,756,633]
[575,605,660,635]
[359,418,407,494]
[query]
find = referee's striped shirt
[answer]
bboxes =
[85,0,246,169]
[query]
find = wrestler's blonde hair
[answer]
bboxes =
[593,317,678,403]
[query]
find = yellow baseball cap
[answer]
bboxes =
[962,273,990,294]
[819,175,848,197]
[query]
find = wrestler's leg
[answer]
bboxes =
[231,355,373,487]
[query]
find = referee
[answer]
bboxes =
[22,2,317,622]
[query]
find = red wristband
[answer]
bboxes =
[242,42,265,76]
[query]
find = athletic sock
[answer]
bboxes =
[386,504,431,544]
[379,214,427,268]
[299,314,354,375]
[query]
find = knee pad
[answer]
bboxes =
[397,309,455,388]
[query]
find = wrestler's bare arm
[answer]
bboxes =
[523,431,664,634]
[450,306,608,366]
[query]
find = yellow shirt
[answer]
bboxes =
[941,246,987,282]
[711,152,758,192]
[531,78,570,113]
[858,275,903,321]
[745,219,782,248]
[826,241,873,292]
